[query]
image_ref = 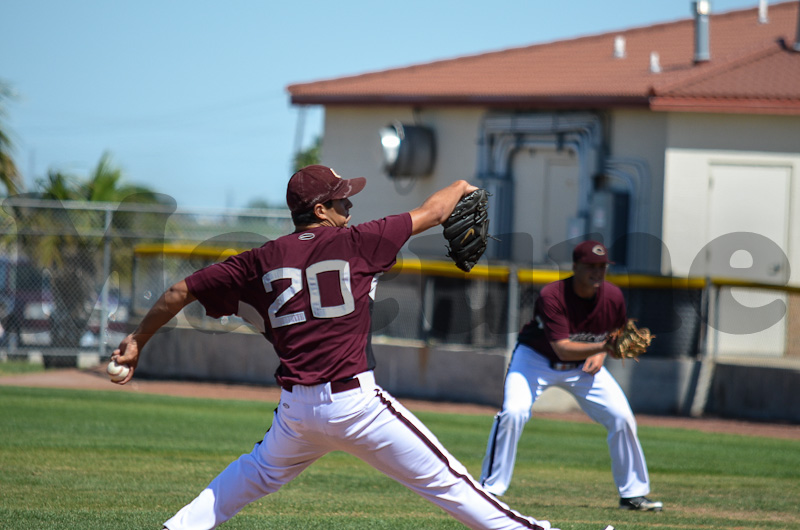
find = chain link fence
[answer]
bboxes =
[0,197,292,366]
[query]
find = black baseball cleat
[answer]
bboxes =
[619,496,663,511]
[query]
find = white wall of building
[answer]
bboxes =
[321,106,485,257]
[509,147,580,264]
[662,113,800,285]
[604,110,669,273]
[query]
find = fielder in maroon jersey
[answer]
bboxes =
[112,165,559,530]
[480,241,662,512]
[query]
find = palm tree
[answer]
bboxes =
[37,152,160,203]
[0,81,24,196]
[12,153,168,348]
[82,152,161,203]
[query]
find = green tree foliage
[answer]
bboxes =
[293,136,321,172]
[244,198,275,210]
[0,81,24,196]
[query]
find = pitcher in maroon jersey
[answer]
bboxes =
[111,165,560,530]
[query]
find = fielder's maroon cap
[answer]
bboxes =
[572,240,612,264]
[286,165,366,214]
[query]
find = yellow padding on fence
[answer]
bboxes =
[606,274,707,290]
[516,269,570,284]
[134,244,798,292]
[392,258,510,280]
[134,244,242,260]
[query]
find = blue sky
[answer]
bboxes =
[1,0,762,209]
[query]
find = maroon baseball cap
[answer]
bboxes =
[572,240,612,264]
[286,165,366,214]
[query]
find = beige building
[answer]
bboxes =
[288,2,800,284]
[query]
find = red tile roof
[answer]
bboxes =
[288,2,800,115]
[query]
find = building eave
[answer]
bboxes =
[289,94,652,110]
[650,96,800,115]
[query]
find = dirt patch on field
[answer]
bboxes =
[2,366,799,440]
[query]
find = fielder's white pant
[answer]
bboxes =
[480,344,651,499]
[164,371,556,530]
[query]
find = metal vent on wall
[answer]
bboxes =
[379,122,436,178]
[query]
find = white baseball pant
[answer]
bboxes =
[164,370,556,530]
[480,344,651,499]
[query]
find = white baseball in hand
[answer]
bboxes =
[107,360,130,382]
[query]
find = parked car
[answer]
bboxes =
[0,256,132,352]
[0,256,54,348]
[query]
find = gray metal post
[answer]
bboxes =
[506,266,519,366]
[99,207,112,358]
[422,276,435,343]
[690,279,718,417]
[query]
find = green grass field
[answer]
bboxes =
[1,383,798,530]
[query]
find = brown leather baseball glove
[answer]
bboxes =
[605,319,654,362]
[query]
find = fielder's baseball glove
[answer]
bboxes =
[443,189,490,272]
[605,319,654,361]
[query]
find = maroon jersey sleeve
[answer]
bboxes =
[538,287,571,342]
[184,250,260,318]
[350,213,412,273]
[611,292,627,330]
